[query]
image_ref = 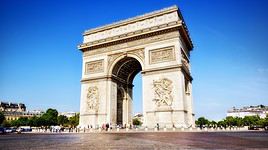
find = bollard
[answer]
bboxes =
[181,127,184,131]
[145,127,148,131]
[126,128,129,132]
[117,128,119,132]
[189,127,192,131]
[164,127,167,131]
[173,127,176,131]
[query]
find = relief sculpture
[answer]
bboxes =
[150,47,175,64]
[87,86,99,112]
[153,78,173,107]
[85,60,104,74]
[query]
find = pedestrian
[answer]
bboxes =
[102,123,105,131]
[157,123,159,131]
[106,123,109,131]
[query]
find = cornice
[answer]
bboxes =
[141,64,193,81]
[82,28,180,56]
[83,5,178,35]
[141,64,182,75]
[79,21,181,50]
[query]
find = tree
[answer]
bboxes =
[217,120,227,129]
[196,117,209,129]
[2,120,11,127]
[69,113,79,127]
[0,112,5,125]
[243,115,260,126]
[57,115,69,126]
[28,116,39,127]
[225,116,236,127]
[210,120,217,128]
[41,108,58,126]
[234,117,243,127]
[133,118,142,126]
[17,117,30,126]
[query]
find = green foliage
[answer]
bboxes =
[2,108,79,128]
[225,116,236,127]
[210,120,217,128]
[41,108,58,126]
[195,117,209,128]
[132,118,142,126]
[242,116,260,126]
[2,120,11,127]
[57,115,69,126]
[196,115,268,129]
[0,112,5,125]
[69,113,79,127]
[217,120,226,128]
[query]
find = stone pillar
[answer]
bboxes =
[122,98,128,127]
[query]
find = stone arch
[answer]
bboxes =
[78,6,195,128]
[108,52,144,77]
[110,56,143,126]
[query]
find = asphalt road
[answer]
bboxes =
[0,131,268,149]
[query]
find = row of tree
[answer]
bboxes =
[0,108,79,128]
[195,115,268,129]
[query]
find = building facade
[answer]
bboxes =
[227,105,268,119]
[0,101,44,121]
[78,6,195,128]
[59,112,77,118]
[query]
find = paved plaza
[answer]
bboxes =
[0,131,268,149]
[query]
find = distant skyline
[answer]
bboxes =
[1,0,268,121]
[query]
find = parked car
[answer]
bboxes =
[248,125,262,130]
[0,127,5,134]
[17,126,32,132]
[5,127,16,133]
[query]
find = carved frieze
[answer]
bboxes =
[87,86,99,112]
[153,78,173,107]
[83,31,179,56]
[150,46,175,64]
[84,11,178,43]
[85,59,104,74]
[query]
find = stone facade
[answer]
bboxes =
[0,101,44,121]
[78,5,195,128]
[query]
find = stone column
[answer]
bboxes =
[122,97,128,127]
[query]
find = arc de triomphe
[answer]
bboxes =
[78,6,194,128]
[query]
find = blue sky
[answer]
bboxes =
[0,0,267,121]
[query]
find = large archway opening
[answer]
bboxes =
[111,57,142,126]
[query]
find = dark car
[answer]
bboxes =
[0,127,5,134]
